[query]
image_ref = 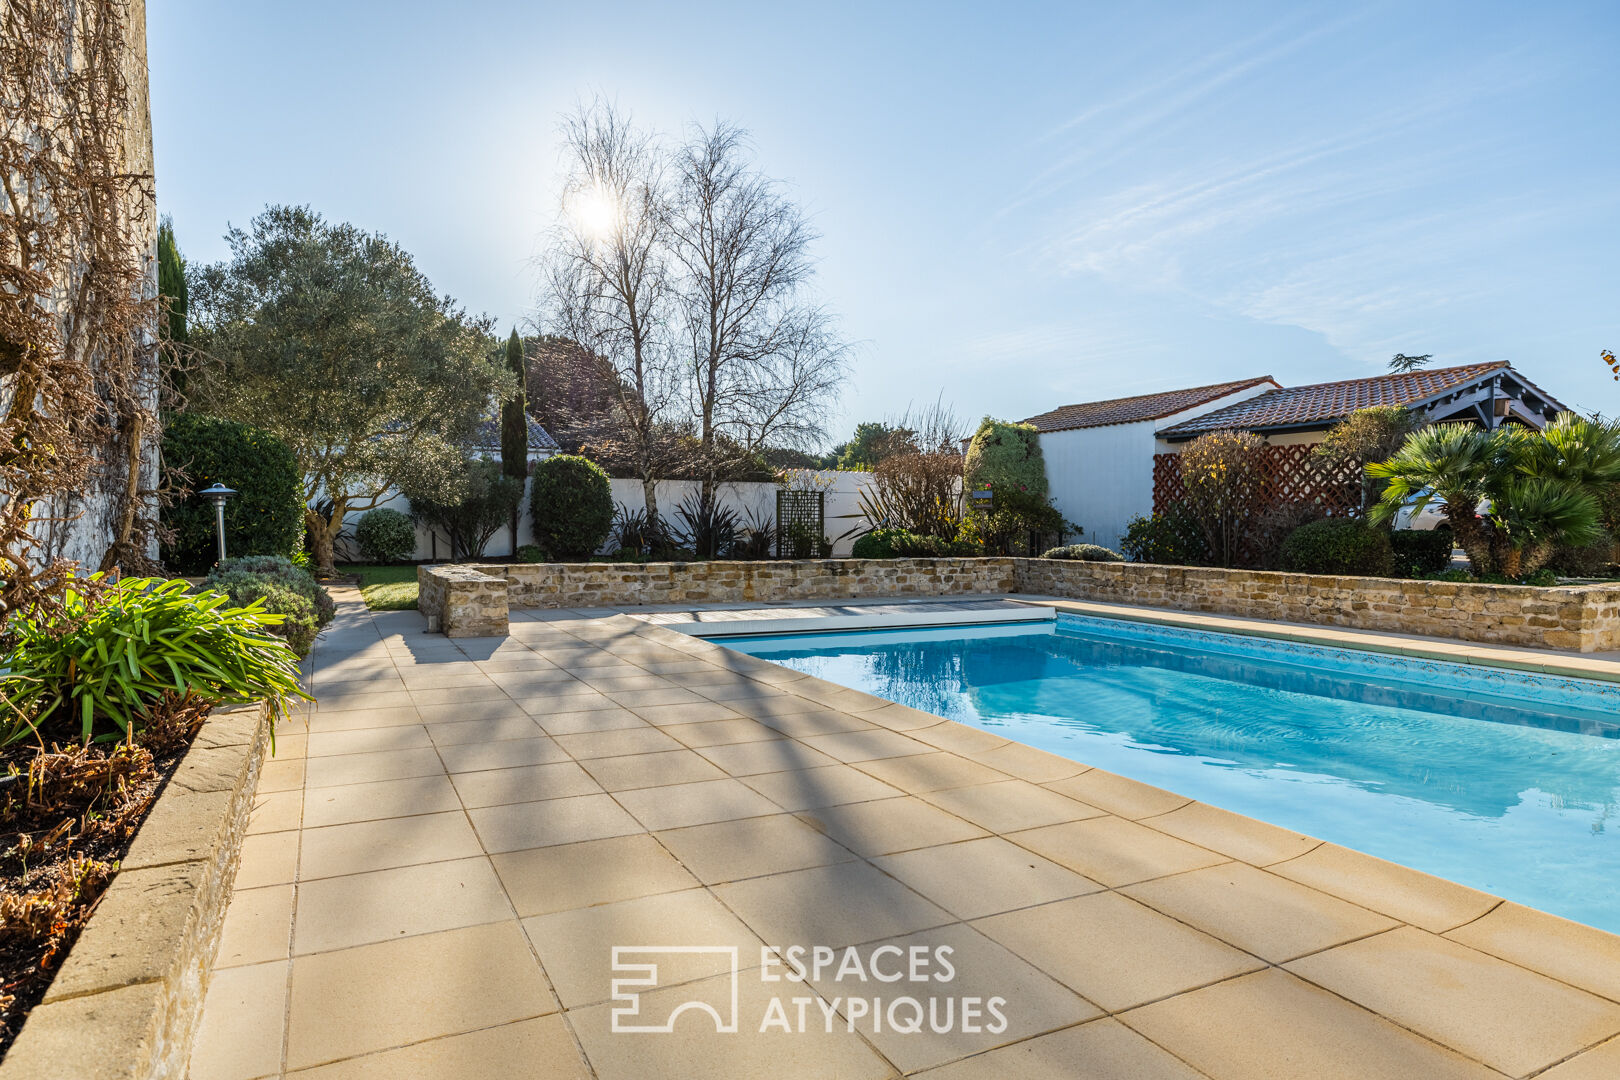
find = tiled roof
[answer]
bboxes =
[1158,362,1516,439]
[1022,377,1280,433]
[466,414,559,453]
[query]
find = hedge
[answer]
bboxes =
[161,414,304,573]
[1278,518,1394,577]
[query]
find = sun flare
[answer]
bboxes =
[569,183,619,241]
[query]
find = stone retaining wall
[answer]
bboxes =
[416,557,1620,652]
[1015,559,1620,653]
[0,702,270,1080]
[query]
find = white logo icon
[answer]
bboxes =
[610,946,740,1034]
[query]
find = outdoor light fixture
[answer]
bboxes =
[198,483,237,565]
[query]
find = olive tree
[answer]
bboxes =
[189,205,510,573]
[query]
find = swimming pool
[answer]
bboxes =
[719,614,1620,933]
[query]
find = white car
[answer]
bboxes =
[1393,488,1489,532]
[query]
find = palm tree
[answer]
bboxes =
[1368,416,1620,577]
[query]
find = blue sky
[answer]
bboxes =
[148,1,1620,446]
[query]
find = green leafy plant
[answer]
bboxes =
[1121,508,1208,565]
[205,555,334,626]
[355,508,416,564]
[1042,543,1123,562]
[1369,415,1620,576]
[531,455,614,560]
[1,576,309,746]
[1390,530,1455,577]
[213,580,318,656]
[160,414,303,573]
[1278,518,1394,577]
[407,458,522,561]
[514,544,547,564]
[852,528,905,559]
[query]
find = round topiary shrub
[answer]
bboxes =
[1279,518,1394,577]
[1042,543,1123,562]
[355,507,416,564]
[531,455,614,560]
[206,555,335,626]
[161,414,303,573]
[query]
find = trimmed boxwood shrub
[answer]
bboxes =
[852,528,905,559]
[161,414,303,573]
[206,555,335,627]
[1390,529,1455,577]
[852,528,981,558]
[1042,543,1123,562]
[1121,508,1207,565]
[531,455,614,560]
[355,507,417,563]
[1278,518,1394,577]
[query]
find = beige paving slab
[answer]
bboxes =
[740,763,907,811]
[293,857,513,954]
[493,832,700,917]
[616,777,783,830]
[531,705,650,735]
[580,748,729,791]
[1044,769,1193,819]
[852,751,1011,793]
[300,705,423,732]
[1537,1036,1620,1080]
[188,959,288,1080]
[875,835,1103,920]
[234,829,300,889]
[422,713,545,746]
[715,860,955,949]
[1141,799,1320,866]
[301,774,461,828]
[304,724,434,759]
[284,921,555,1071]
[410,683,512,706]
[304,747,446,788]
[918,779,1106,833]
[516,688,619,714]
[967,741,1083,783]
[694,737,840,776]
[1286,926,1620,1076]
[450,759,603,809]
[974,892,1264,1012]
[256,756,306,793]
[628,700,745,726]
[568,968,896,1080]
[661,716,788,748]
[289,1015,591,1080]
[1009,814,1229,887]
[655,812,857,884]
[523,888,765,1008]
[910,721,1012,756]
[797,795,988,856]
[800,727,934,763]
[552,725,685,759]
[298,811,483,879]
[436,735,569,773]
[214,883,295,969]
[246,789,303,835]
[468,792,644,853]
[1269,841,1500,933]
[1119,968,1499,1080]
[809,922,1100,1074]
[914,1017,1206,1080]
[1122,862,1399,963]
[313,689,415,712]
[1445,901,1620,1004]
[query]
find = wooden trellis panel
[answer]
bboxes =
[1152,443,1363,517]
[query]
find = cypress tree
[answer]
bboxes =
[158,216,187,344]
[500,329,528,478]
[500,329,529,554]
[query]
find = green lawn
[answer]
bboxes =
[341,564,419,610]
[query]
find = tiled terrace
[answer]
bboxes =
[188,589,1620,1080]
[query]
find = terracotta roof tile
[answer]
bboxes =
[1022,377,1279,433]
[1158,362,1515,438]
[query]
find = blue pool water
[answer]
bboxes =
[719,615,1620,932]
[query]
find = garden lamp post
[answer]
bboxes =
[199,483,237,565]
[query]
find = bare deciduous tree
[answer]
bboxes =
[665,122,849,512]
[544,102,685,534]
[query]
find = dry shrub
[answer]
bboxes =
[1179,431,1267,568]
[862,452,964,538]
